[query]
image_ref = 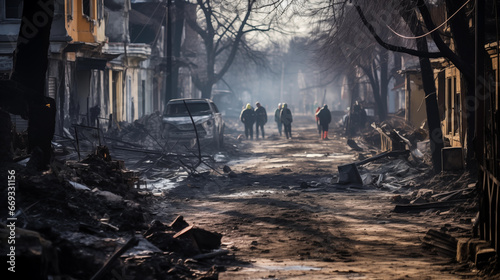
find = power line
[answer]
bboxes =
[385,0,471,40]
[132,1,164,43]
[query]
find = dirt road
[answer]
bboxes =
[149,115,480,279]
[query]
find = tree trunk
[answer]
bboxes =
[445,0,476,171]
[401,12,444,173]
[10,0,55,171]
[200,84,212,99]
[379,49,389,121]
[418,55,444,173]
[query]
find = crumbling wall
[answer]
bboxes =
[104,0,130,43]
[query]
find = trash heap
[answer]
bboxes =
[356,155,477,214]
[0,146,229,280]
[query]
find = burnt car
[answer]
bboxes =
[162,98,224,148]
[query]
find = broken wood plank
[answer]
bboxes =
[354,150,410,166]
[192,249,229,260]
[90,236,138,280]
[393,199,467,213]
[421,229,457,257]
[425,229,458,245]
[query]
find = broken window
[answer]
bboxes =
[453,77,459,136]
[446,78,452,135]
[66,0,73,20]
[141,80,146,117]
[3,0,23,19]
[96,0,103,20]
[166,102,211,117]
[83,0,92,19]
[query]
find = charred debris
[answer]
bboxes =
[1,110,487,279]
[0,109,244,279]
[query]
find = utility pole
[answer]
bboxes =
[165,0,173,108]
[280,61,284,102]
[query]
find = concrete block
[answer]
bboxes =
[174,225,222,251]
[475,248,497,269]
[456,238,472,263]
[468,239,490,257]
[441,147,464,171]
[337,163,362,184]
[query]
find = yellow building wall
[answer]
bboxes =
[65,0,106,43]
[405,73,427,128]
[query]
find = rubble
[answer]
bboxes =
[0,138,232,279]
[422,229,458,258]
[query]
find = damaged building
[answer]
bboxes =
[0,0,199,135]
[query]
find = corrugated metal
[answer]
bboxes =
[10,114,28,132]
[48,77,57,99]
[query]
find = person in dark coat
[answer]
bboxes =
[240,103,256,139]
[280,103,293,139]
[316,104,332,140]
[254,102,267,139]
[274,103,282,136]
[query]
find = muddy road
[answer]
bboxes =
[144,115,479,279]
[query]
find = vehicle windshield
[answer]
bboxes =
[165,102,212,117]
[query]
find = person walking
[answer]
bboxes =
[316,104,332,140]
[280,103,293,139]
[274,103,282,136]
[240,103,256,140]
[315,106,322,137]
[254,102,267,139]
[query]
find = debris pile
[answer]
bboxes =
[365,116,428,158]
[112,111,164,149]
[351,150,478,216]
[0,143,232,279]
[393,171,478,214]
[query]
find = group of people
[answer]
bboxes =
[240,102,268,140]
[240,102,332,140]
[240,102,293,139]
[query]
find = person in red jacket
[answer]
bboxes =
[316,104,332,140]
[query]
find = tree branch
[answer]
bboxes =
[214,0,255,83]
[416,0,473,80]
[354,4,443,59]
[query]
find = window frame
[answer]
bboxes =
[1,0,23,22]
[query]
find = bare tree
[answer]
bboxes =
[352,0,495,171]
[308,0,494,172]
[184,0,279,99]
[309,1,400,122]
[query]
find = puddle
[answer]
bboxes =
[257,265,321,271]
[217,189,277,198]
[291,153,354,160]
[213,152,229,162]
[142,173,188,191]
[292,153,326,158]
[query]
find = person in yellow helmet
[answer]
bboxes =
[240,103,256,139]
